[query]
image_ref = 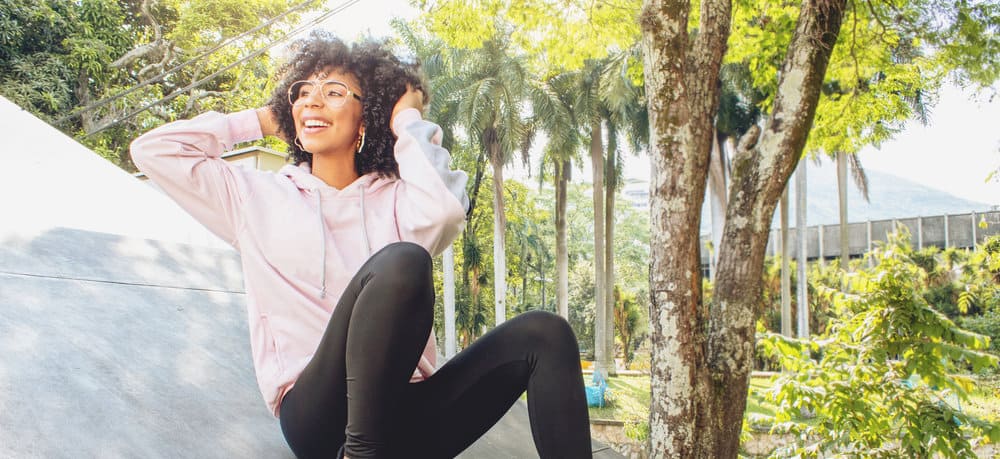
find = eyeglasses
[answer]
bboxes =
[287,80,363,108]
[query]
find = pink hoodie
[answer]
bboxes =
[130,108,468,417]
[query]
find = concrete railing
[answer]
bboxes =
[701,210,1000,267]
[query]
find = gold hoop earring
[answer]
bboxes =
[356,131,366,153]
[294,136,308,152]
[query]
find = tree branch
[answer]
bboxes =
[114,0,167,69]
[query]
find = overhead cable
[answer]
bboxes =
[56,0,321,126]
[85,0,362,136]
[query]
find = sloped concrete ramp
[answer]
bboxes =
[0,228,280,458]
[0,228,619,458]
[0,97,620,458]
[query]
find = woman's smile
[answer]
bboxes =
[301,115,333,134]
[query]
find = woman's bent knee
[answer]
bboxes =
[370,242,432,277]
[517,310,578,352]
[362,242,434,316]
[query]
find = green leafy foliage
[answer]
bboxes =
[753,232,1000,458]
[0,0,131,119]
[0,0,315,169]
[417,0,640,74]
[727,0,999,158]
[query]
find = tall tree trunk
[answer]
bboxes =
[556,158,570,319]
[641,0,847,455]
[491,141,507,326]
[795,160,809,338]
[521,251,528,311]
[780,187,792,337]
[443,244,457,358]
[641,0,728,454]
[539,265,546,310]
[710,1,846,455]
[590,120,610,376]
[708,131,728,282]
[462,151,487,343]
[605,147,618,376]
[837,151,849,267]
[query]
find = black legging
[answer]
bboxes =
[278,242,592,459]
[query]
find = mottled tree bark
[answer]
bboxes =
[640,0,723,452]
[710,1,846,456]
[556,158,570,319]
[641,0,847,456]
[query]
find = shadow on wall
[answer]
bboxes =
[0,227,294,459]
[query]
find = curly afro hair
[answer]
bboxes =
[267,31,426,178]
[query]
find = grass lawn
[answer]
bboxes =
[586,374,650,422]
[585,375,798,423]
[584,373,1000,432]
[964,374,1000,422]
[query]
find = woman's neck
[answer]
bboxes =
[311,152,360,190]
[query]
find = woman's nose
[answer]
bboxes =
[301,90,325,107]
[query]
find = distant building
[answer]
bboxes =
[134,145,288,181]
[622,179,649,209]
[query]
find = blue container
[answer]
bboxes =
[586,370,608,407]
[585,385,606,407]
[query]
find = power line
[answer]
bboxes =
[85,0,362,136]
[55,0,321,127]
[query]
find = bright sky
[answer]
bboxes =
[304,0,418,41]
[857,84,1000,206]
[313,1,1000,207]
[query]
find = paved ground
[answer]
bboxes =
[0,97,620,458]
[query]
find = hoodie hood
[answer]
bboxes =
[278,162,383,194]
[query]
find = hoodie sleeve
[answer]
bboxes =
[129,109,263,247]
[391,109,469,256]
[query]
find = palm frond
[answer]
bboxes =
[847,153,871,202]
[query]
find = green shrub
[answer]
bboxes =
[959,310,1000,355]
[751,232,1000,458]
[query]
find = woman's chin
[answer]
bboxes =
[305,145,353,159]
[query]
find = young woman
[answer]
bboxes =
[131,32,591,459]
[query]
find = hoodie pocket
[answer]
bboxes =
[259,313,285,377]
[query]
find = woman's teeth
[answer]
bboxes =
[304,120,331,128]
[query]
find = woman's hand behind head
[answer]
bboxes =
[391,85,425,129]
[256,106,287,143]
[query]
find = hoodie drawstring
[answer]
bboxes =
[359,188,372,257]
[316,185,373,300]
[318,192,327,299]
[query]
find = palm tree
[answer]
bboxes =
[833,30,928,271]
[573,61,611,376]
[548,56,646,377]
[600,50,648,373]
[531,72,578,320]
[394,22,491,347]
[835,151,871,268]
[438,36,531,327]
